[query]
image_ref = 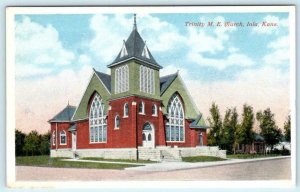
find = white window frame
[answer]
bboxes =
[152,104,158,117]
[60,130,67,145]
[165,94,185,142]
[115,115,120,129]
[123,103,129,118]
[115,65,129,94]
[52,131,56,146]
[89,93,107,143]
[139,101,145,115]
[139,65,154,95]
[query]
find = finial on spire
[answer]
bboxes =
[133,14,137,31]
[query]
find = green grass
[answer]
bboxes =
[227,154,281,159]
[81,157,156,164]
[182,156,226,162]
[16,156,140,169]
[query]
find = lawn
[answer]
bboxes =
[227,154,281,159]
[81,157,156,164]
[16,156,140,169]
[182,156,226,162]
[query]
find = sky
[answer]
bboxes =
[14,12,291,134]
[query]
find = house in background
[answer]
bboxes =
[49,15,226,161]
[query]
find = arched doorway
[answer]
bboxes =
[142,123,154,148]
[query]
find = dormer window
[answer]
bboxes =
[142,44,150,59]
[120,41,128,58]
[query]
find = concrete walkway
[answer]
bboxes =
[61,159,146,166]
[61,156,290,172]
[125,156,290,171]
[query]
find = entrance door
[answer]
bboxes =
[72,131,77,151]
[198,132,203,146]
[142,123,154,148]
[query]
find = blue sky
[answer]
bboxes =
[14,12,291,133]
[15,13,289,81]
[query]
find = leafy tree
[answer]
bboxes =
[256,108,282,150]
[23,130,40,156]
[284,115,291,142]
[220,108,235,153]
[15,129,26,156]
[236,104,254,152]
[207,102,222,146]
[40,131,51,155]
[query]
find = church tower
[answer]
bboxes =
[108,14,162,101]
[107,14,165,148]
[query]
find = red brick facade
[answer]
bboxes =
[50,95,207,150]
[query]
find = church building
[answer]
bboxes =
[48,15,222,161]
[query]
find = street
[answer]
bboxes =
[16,157,291,181]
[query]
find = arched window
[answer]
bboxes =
[199,132,203,146]
[60,130,66,145]
[115,115,120,129]
[115,65,129,94]
[165,94,185,142]
[52,131,56,146]
[152,104,157,116]
[139,65,154,94]
[139,101,145,114]
[89,93,107,143]
[124,103,129,117]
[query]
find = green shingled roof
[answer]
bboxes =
[190,114,209,129]
[160,72,178,95]
[94,69,111,92]
[49,105,76,123]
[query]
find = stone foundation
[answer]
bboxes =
[50,146,226,161]
[51,148,138,160]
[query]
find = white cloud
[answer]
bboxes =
[187,66,289,129]
[185,16,253,70]
[188,52,254,70]
[16,65,93,133]
[252,15,288,35]
[88,14,184,63]
[263,35,289,66]
[160,65,189,80]
[15,17,75,77]
[89,14,131,63]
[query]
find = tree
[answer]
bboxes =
[283,115,291,142]
[207,102,222,146]
[40,131,51,155]
[256,108,282,150]
[23,130,40,156]
[236,104,254,152]
[15,129,26,156]
[220,108,235,153]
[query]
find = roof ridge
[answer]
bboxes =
[160,72,178,79]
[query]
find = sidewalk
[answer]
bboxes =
[61,156,290,172]
[125,156,291,172]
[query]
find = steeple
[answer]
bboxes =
[107,14,162,69]
[133,14,137,31]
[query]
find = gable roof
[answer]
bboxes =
[49,105,76,123]
[107,15,162,69]
[94,69,111,92]
[190,114,209,129]
[160,72,178,95]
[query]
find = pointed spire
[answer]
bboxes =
[133,14,137,31]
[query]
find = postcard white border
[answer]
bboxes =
[6,5,296,189]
